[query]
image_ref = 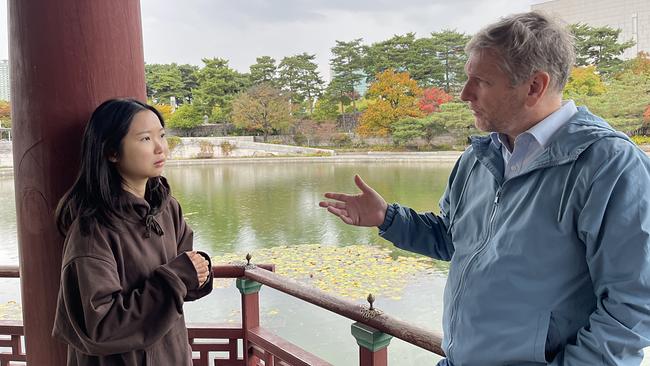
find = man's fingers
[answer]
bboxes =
[339,214,354,225]
[354,175,372,194]
[326,206,355,225]
[326,206,347,217]
[323,192,352,201]
[320,201,346,209]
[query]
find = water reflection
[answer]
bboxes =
[0,161,453,365]
[163,162,452,257]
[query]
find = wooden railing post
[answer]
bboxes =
[351,322,393,366]
[237,278,263,366]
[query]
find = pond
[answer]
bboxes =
[0,160,454,365]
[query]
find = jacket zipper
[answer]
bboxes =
[446,187,502,359]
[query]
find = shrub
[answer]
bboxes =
[293,132,307,146]
[331,133,352,147]
[631,135,650,145]
[220,141,235,156]
[167,104,203,129]
[197,140,214,158]
[166,135,182,152]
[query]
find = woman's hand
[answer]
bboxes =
[186,251,210,286]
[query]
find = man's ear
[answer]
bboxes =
[526,71,551,107]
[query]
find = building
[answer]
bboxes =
[0,60,9,101]
[532,0,650,59]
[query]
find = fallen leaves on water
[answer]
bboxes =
[212,244,447,301]
[0,301,21,320]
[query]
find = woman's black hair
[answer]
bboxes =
[55,98,169,236]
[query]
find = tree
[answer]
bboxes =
[358,69,423,136]
[231,84,292,142]
[430,30,471,92]
[312,97,340,121]
[429,101,476,135]
[564,65,606,98]
[154,104,174,122]
[330,39,366,111]
[192,58,250,116]
[570,23,635,76]
[392,117,446,146]
[0,100,10,128]
[277,53,324,115]
[250,56,277,86]
[620,51,650,76]
[177,64,199,104]
[323,78,352,114]
[419,87,453,114]
[363,33,418,84]
[572,69,650,131]
[167,104,203,129]
[145,63,184,105]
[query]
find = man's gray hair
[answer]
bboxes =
[465,11,575,93]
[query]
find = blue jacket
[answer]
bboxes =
[380,107,650,365]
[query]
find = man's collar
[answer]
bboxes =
[490,100,578,150]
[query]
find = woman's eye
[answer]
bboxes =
[141,136,151,141]
[161,133,166,138]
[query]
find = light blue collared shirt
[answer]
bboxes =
[490,100,578,180]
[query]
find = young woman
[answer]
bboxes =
[52,98,212,365]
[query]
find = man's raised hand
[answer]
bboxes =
[319,175,388,227]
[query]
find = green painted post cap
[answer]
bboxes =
[236,278,262,294]
[351,322,393,352]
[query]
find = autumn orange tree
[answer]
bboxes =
[358,69,423,136]
[621,51,650,76]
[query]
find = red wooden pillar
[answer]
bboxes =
[8,0,146,364]
[360,348,389,366]
[352,322,393,366]
[237,278,262,366]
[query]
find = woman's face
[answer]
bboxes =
[111,110,168,191]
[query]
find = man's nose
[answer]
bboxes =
[460,83,472,102]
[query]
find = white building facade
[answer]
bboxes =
[532,0,649,59]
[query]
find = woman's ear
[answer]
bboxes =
[107,152,119,163]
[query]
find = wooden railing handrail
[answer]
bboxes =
[0,262,445,357]
[244,266,445,356]
[0,264,277,278]
[0,265,19,278]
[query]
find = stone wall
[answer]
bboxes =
[0,138,334,168]
[168,137,333,159]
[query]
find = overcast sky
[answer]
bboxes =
[0,0,540,80]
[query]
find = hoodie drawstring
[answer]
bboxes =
[144,214,164,238]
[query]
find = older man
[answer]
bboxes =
[320,11,650,365]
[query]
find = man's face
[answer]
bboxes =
[460,49,529,137]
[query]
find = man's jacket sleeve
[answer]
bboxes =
[551,143,650,365]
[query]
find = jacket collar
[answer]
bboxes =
[471,106,629,183]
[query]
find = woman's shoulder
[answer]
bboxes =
[61,218,119,267]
